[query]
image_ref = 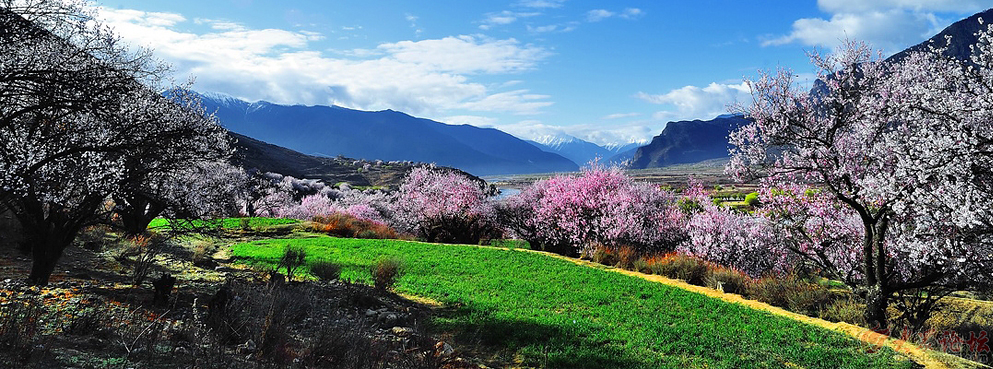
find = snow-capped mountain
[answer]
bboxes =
[526,134,640,167]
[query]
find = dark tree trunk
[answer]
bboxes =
[6,194,103,286]
[860,213,892,329]
[25,227,74,286]
[115,195,165,237]
[864,283,889,330]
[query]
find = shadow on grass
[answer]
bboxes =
[430,305,641,369]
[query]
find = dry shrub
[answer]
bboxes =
[204,280,311,364]
[192,243,217,268]
[127,233,169,286]
[371,257,403,291]
[309,259,342,281]
[647,253,710,286]
[704,267,751,295]
[591,247,617,266]
[819,297,865,325]
[279,244,307,282]
[748,274,834,316]
[631,257,651,274]
[615,246,639,270]
[312,213,398,239]
[0,299,45,362]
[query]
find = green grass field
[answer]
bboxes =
[231,236,913,369]
[147,217,299,231]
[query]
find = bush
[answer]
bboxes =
[743,192,760,207]
[616,246,639,270]
[204,280,311,363]
[0,299,45,362]
[309,259,342,281]
[631,257,650,274]
[704,267,751,295]
[748,274,834,316]
[280,245,307,282]
[192,243,217,268]
[648,253,709,286]
[312,213,398,239]
[819,297,865,325]
[590,247,616,266]
[128,233,169,286]
[371,257,403,291]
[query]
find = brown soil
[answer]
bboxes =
[0,229,485,369]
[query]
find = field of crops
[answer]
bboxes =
[232,236,913,369]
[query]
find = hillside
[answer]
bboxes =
[627,115,749,169]
[230,132,490,190]
[888,8,993,64]
[202,93,578,176]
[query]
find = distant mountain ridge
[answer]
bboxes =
[525,134,640,167]
[200,93,578,176]
[627,115,750,169]
[888,8,993,64]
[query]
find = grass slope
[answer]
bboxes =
[232,237,914,369]
[148,217,299,231]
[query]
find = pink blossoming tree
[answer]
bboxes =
[501,163,685,256]
[392,166,499,244]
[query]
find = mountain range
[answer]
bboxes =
[525,134,640,167]
[630,8,993,170]
[200,93,578,176]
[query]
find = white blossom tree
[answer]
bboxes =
[111,88,239,236]
[729,26,993,327]
[0,1,232,284]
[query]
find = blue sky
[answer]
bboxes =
[95,0,991,146]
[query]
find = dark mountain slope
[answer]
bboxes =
[628,115,750,169]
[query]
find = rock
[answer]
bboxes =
[365,309,378,317]
[379,313,399,326]
[390,326,415,337]
[238,339,256,354]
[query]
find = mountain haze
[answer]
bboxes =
[200,93,578,176]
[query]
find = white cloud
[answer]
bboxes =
[516,0,566,9]
[527,21,580,33]
[459,89,553,115]
[378,36,550,74]
[602,112,641,120]
[620,8,644,19]
[766,0,989,53]
[586,8,644,22]
[586,9,613,22]
[478,11,541,30]
[97,8,553,117]
[442,115,499,127]
[636,81,751,122]
[99,9,185,28]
